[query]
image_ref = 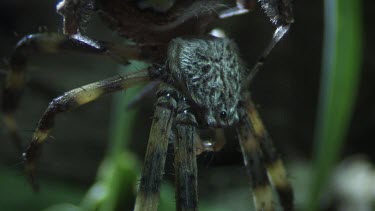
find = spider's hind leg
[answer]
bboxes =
[1,33,142,150]
[24,69,150,190]
[237,95,294,211]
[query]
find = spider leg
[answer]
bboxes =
[1,33,141,150]
[220,0,294,83]
[246,0,294,82]
[219,0,255,19]
[56,0,95,35]
[237,108,275,211]
[24,69,150,190]
[174,98,198,211]
[244,97,294,210]
[245,24,291,84]
[134,86,177,211]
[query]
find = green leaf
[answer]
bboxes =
[80,61,148,211]
[307,0,362,210]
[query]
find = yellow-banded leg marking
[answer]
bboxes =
[1,33,142,150]
[174,100,198,211]
[134,87,176,211]
[246,99,294,210]
[237,118,275,211]
[24,70,150,190]
[254,185,275,211]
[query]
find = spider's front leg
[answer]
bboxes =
[134,86,177,211]
[220,0,294,83]
[24,69,150,190]
[245,97,293,210]
[237,107,275,211]
[174,98,199,211]
[237,94,293,211]
[245,0,294,82]
[56,0,95,35]
[1,33,142,150]
[219,0,256,18]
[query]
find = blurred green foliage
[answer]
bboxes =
[308,0,362,210]
[0,165,85,211]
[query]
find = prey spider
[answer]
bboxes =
[1,0,294,210]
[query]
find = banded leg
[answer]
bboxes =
[24,69,150,190]
[237,109,275,211]
[245,97,294,210]
[1,33,141,150]
[174,99,198,211]
[134,87,177,211]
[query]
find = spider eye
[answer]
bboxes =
[220,111,227,120]
[202,64,211,72]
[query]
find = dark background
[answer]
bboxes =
[0,1,374,210]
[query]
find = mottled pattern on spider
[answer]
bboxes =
[1,0,294,211]
[167,38,242,127]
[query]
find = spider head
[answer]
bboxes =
[167,37,243,127]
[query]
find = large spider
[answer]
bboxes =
[1,0,294,210]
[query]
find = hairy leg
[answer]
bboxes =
[134,86,177,211]
[24,69,150,190]
[237,107,275,211]
[244,97,294,210]
[1,33,142,150]
[174,98,198,211]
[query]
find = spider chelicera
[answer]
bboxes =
[1,0,294,210]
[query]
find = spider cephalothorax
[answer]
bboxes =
[167,37,243,127]
[1,0,295,211]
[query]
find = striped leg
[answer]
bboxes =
[24,70,150,190]
[1,33,141,150]
[134,87,177,211]
[237,109,275,211]
[245,98,294,210]
[174,99,198,211]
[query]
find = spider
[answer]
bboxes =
[1,0,294,210]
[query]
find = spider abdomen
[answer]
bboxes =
[167,37,243,127]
